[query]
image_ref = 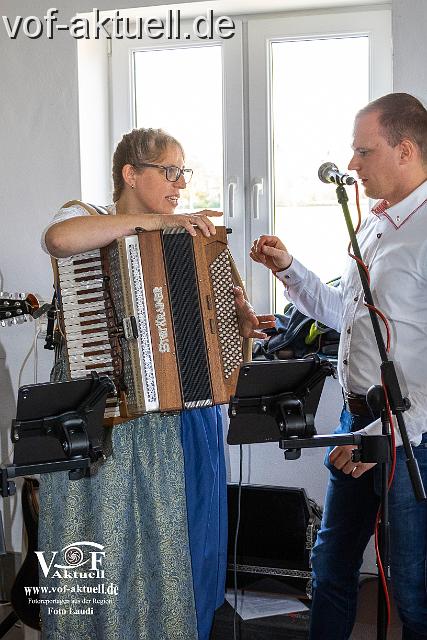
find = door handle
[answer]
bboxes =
[252,178,264,220]
[227,177,238,219]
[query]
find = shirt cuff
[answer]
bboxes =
[275,257,309,287]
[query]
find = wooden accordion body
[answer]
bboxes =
[54,227,243,423]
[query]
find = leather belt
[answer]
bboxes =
[344,392,373,417]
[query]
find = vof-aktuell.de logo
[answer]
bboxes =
[28,542,118,616]
[24,540,118,616]
[36,541,107,579]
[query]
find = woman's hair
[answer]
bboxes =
[112,128,184,202]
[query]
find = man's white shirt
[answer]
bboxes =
[277,180,427,446]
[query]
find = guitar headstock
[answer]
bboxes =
[0,292,40,327]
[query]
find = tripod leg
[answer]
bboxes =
[0,611,19,638]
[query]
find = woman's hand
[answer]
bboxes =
[233,287,276,339]
[250,235,293,273]
[144,210,222,237]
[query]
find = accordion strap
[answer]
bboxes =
[61,200,109,216]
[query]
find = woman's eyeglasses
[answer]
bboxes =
[138,163,193,184]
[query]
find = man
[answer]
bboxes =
[251,93,427,640]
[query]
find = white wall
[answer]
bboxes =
[0,0,197,551]
[1,0,426,561]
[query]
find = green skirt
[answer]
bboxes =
[38,413,198,640]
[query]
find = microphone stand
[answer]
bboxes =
[335,183,426,640]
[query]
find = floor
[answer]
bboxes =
[211,577,402,640]
[0,578,402,639]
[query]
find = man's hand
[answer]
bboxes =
[250,235,293,273]
[329,445,377,478]
[233,287,276,339]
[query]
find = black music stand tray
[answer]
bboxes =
[228,356,390,462]
[0,375,113,544]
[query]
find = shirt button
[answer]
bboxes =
[377,233,382,239]
[343,359,348,365]
[347,327,351,334]
[396,216,400,222]
[354,295,359,302]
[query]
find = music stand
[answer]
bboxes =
[0,375,114,552]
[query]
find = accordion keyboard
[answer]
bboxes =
[56,250,121,419]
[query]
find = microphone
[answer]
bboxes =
[318,162,355,186]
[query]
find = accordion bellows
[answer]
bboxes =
[55,227,243,422]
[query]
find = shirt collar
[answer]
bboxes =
[371,179,427,229]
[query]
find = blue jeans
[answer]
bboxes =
[309,409,427,640]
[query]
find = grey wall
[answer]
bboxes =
[1,0,426,556]
[392,0,427,100]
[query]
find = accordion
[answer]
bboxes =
[54,227,244,423]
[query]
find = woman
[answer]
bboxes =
[40,128,273,640]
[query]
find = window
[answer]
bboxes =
[111,19,246,274]
[247,8,392,312]
[271,36,370,311]
[110,7,392,311]
[133,46,223,212]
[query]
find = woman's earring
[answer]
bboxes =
[131,183,135,189]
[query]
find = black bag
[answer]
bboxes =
[253,303,340,360]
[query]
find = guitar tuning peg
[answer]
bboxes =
[18,292,26,299]
[8,318,18,326]
[0,292,10,299]
[0,320,6,327]
[16,316,27,324]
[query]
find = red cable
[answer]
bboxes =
[348,181,370,283]
[374,510,391,626]
[365,304,391,352]
[354,181,362,234]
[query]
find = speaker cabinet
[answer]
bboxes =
[227,484,322,596]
